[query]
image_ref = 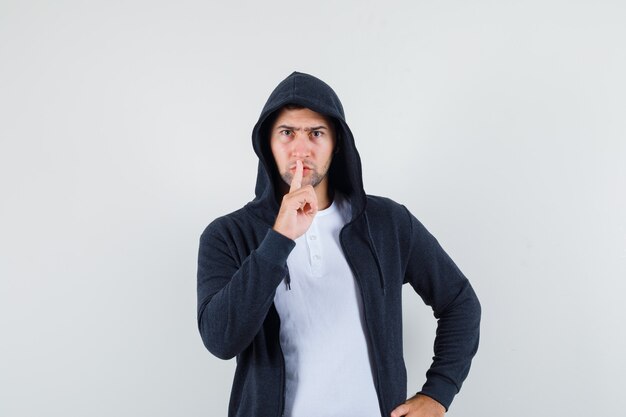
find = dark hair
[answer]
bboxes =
[282,103,306,111]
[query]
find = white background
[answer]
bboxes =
[1,1,625,416]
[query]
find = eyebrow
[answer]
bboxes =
[275,124,328,131]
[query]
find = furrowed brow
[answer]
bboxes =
[275,125,328,131]
[303,126,328,131]
[276,124,296,131]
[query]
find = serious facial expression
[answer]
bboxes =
[270,107,336,190]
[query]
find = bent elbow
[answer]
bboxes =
[206,340,238,360]
[198,327,240,360]
[198,315,241,360]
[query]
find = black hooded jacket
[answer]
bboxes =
[197,72,481,417]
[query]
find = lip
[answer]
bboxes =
[290,167,312,173]
[289,164,313,171]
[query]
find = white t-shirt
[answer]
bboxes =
[273,194,380,417]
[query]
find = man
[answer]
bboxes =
[197,71,481,417]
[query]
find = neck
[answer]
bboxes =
[315,181,333,210]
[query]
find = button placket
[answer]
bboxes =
[307,221,322,276]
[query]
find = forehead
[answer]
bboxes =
[271,107,332,129]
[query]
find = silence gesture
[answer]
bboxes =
[272,160,319,241]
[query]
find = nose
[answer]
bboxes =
[290,131,311,158]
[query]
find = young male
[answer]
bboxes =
[197,71,481,417]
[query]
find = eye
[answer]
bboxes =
[311,130,323,138]
[280,129,292,136]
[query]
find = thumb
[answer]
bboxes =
[390,404,409,417]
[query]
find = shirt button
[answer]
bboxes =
[309,235,317,240]
[313,255,321,260]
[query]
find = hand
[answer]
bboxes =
[390,394,446,417]
[273,160,318,241]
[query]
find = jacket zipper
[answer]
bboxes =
[278,340,286,417]
[340,227,386,417]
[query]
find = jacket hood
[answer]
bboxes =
[245,71,366,225]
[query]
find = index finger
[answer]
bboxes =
[289,160,303,192]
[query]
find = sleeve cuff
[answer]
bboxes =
[255,228,296,266]
[419,375,460,411]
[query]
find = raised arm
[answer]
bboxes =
[197,226,294,359]
[197,160,320,360]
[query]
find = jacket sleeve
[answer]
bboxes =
[197,226,295,360]
[402,207,481,411]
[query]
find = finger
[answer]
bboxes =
[284,186,317,211]
[306,188,318,214]
[291,186,318,213]
[289,160,303,192]
[307,201,318,215]
[296,190,318,214]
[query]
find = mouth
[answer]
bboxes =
[290,168,311,175]
[289,165,313,173]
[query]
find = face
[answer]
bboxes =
[270,107,336,190]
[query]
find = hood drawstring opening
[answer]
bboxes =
[364,212,386,295]
[285,271,291,290]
